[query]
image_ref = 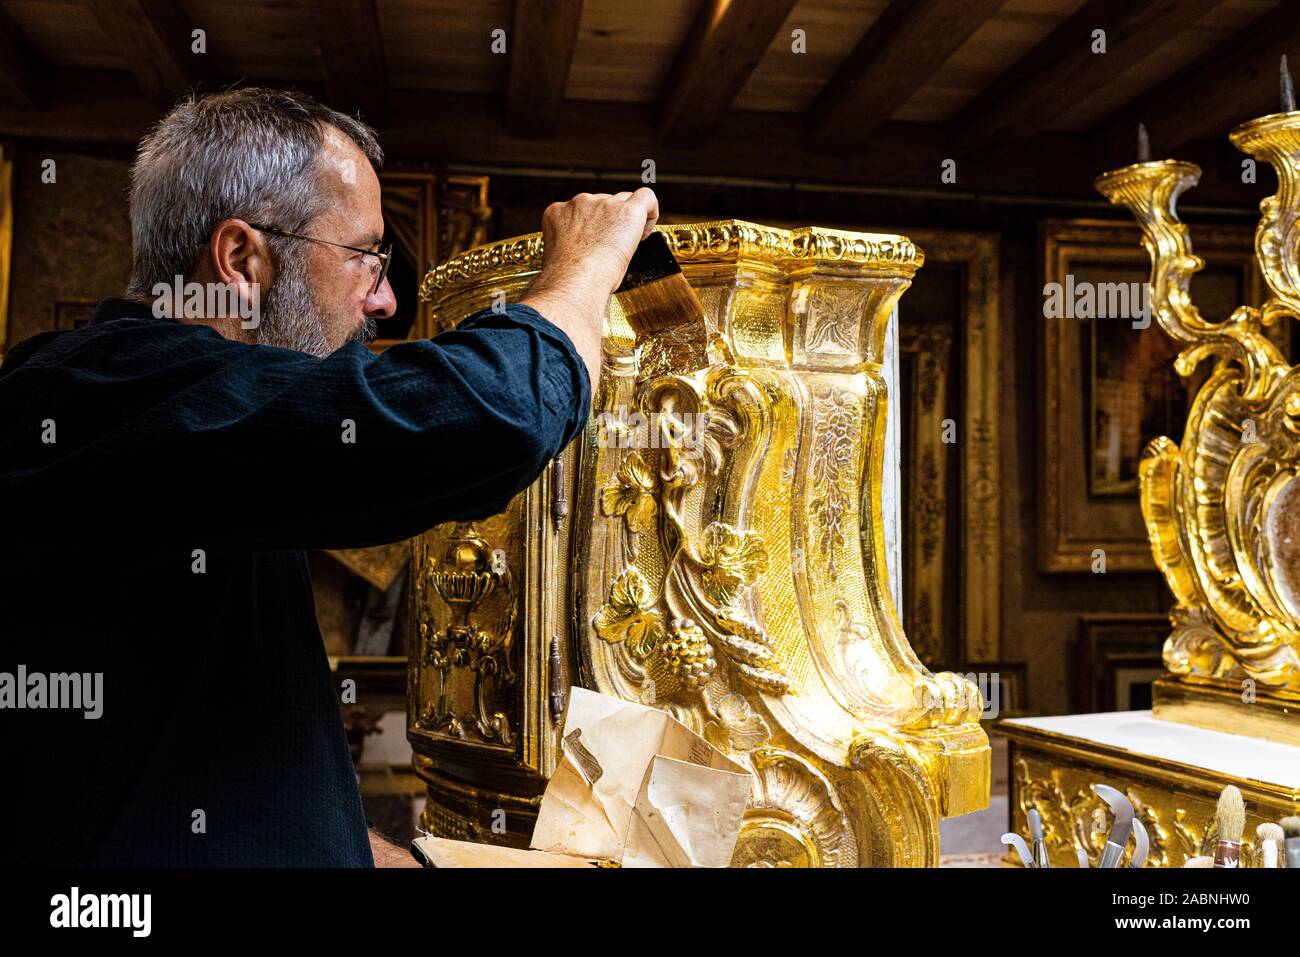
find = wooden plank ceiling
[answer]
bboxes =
[0,0,1291,199]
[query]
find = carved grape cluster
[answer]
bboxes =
[662,618,716,687]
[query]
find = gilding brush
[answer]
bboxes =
[1282,816,1300,868]
[613,232,706,339]
[1212,785,1244,868]
[1256,822,1283,869]
[1184,856,1213,868]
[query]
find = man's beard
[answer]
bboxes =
[253,245,376,357]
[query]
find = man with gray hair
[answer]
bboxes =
[0,87,658,867]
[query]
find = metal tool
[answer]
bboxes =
[1076,847,1090,868]
[1129,817,1149,869]
[1027,808,1049,868]
[1092,783,1135,868]
[1001,832,1033,868]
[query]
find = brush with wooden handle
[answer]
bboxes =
[1212,785,1244,867]
[614,232,705,336]
[613,232,711,379]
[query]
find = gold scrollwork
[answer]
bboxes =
[1097,132,1300,699]
[415,524,517,746]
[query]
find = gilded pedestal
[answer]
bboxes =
[408,221,990,866]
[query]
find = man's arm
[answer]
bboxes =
[1,303,588,554]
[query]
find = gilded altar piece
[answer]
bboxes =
[1094,113,1300,747]
[1005,724,1297,868]
[408,221,990,867]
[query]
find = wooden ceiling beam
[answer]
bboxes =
[657,0,799,145]
[84,0,205,106]
[0,68,1267,205]
[506,0,584,139]
[0,4,48,109]
[806,0,1009,151]
[1096,1,1300,165]
[950,0,1227,156]
[0,70,1107,196]
[309,0,389,127]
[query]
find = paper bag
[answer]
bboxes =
[529,687,751,867]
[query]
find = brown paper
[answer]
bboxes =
[530,687,751,867]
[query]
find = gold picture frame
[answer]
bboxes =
[905,229,1002,663]
[1039,219,1273,572]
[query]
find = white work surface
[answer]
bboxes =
[1001,711,1300,789]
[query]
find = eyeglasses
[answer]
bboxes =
[248,222,393,295]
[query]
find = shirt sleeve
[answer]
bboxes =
[1,303,591,553]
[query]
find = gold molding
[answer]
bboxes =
[899,323,952,663]
[1153,675,1300,746]
[420,220,924,314]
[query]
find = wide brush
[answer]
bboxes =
[613,232,706,338]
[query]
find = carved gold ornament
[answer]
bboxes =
[1097,114,1300,735]
[410,221,990,865]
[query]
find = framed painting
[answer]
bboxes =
[1073,613,1168,713]
[1039,219,1276,572]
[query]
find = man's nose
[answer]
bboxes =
[366,275,397,320]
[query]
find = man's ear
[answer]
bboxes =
[208,218,273,319]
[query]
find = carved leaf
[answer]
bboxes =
[600,452,658,533]
[697,523,768,600]
[704,692,771,753]
[592,568,662,657]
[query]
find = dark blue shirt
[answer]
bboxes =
[0,298,590,866]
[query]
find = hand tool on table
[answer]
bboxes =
[1027,808,1049,868]
[1091,783,1134,869]
[1001,832,1033,868]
